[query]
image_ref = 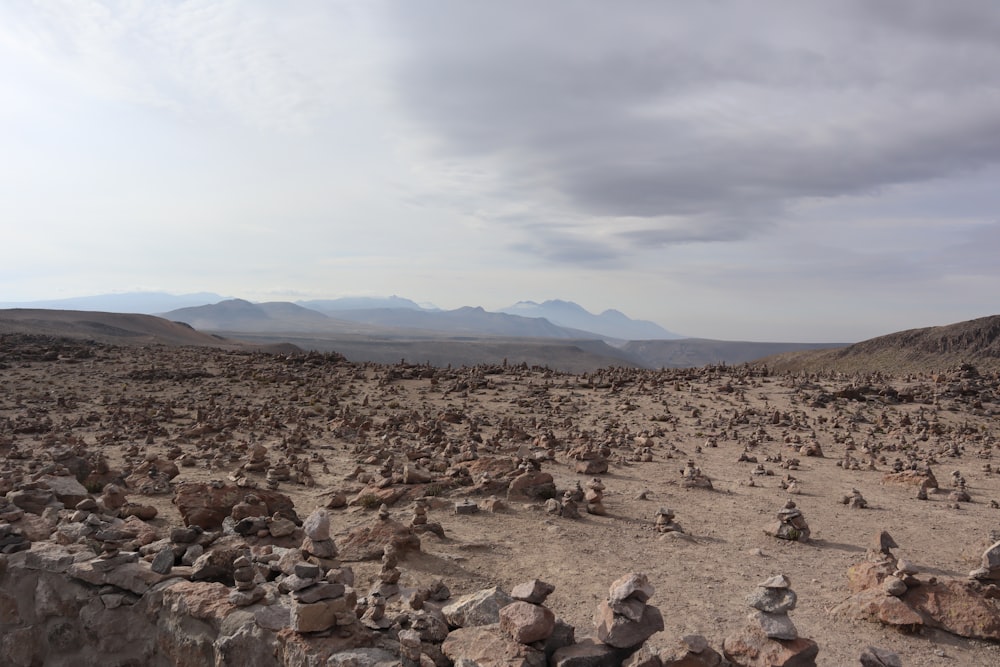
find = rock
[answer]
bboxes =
[659,634,724,667]
[906,579,1000,640]
[507,471,557,501]
[442,624,546,667]
[608,572,655,604]
[882,576,907,597]
[268,516,297,538]
[873,531,898,555]
[622,645,662,667]
[443,586,515,628]
[748,610,798,640]
[594,599,665,648]
[36,474,89,507]
[151,547,175,574]
[338,517,421,562]
[722,625,819,667]
[859,646,903,667]
[511,579,556,604]
[499,600,556,644]
[173,483,297,530]
[551,638,632,667]
[746,586,797,614]
[299,509,330,542]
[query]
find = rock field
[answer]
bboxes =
[3,333,1000,666]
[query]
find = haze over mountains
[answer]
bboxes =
[1,291,847,369]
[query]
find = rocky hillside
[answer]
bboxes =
[764,315,1000,373]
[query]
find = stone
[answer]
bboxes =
[151,547,175,574]
[748,610,798,640]
[859,646,903,667]
[981,540,1000,571]
[747,586,797,614]
[291,598,340,633]
[722,625,819,667]
[594,599,665,649]
[882,576,907,597]
[443,586,515,628]
[659,634,724,667]
[873,531,898,555]
[228,587,266,607]
[608,572,654,604]
[172,482,297,530]
[511,579,556,604]
[338,517,421,561]
[269,516,297,538]
[442,624,546,667]
[292,582,346,604]
[552,638,631,667]
[303,508,331,541]
[500,600,556,644]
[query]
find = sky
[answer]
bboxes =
[2,1,1000,343]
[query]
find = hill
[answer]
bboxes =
[623,338,844,369]
[763,315,1000,373]
[0,308,245,348]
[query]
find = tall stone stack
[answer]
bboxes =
[228,554,265,607]
[585,478,606,516]
[723,575,818,667]
[763,501,810,542]
[285,560,358,634]
[593,573,665,651]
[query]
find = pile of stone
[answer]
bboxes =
[585,478,606,515]
[841,488,868,509]
[409,498,445,538]
[723,575,818,666]
[763,500,810,542]
[654,508,683,533]
[569,443,610,475]
[680,460,713,489]
[500,579,557,644]
[242,443,270,473]
[229,554,265,606]
[593,573,664,651]
[283,560,358,634]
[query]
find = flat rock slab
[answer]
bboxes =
[442,623,546,667]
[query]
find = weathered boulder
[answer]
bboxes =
[338,517,420,562]
[442,624,546,667]
[499,600,555,644]
[173,483,297,530]
[444,586,515,628]
[722,625,818,667]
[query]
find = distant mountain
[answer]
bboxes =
[500,300,680,340]
[0,291,228,314]
[299,296,423,313]
[162,299,335,333]
[764,315,1000,373]
[326,306,602,339]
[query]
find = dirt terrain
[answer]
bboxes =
[3,332,1000,665]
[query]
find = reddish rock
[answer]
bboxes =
[338,517,420,562]
[881,468,938,489]
[831,587,924,629]
[660,633,724,666]
[847,559,896,594]
[594,599,664,648]
[507,471,557,501]
[442,624,546,667]
[500,601,556,644]
[906,580,1000,640]
[722,625,818,667]
[172,483,297,529]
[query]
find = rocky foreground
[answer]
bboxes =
[3,334,1000,666]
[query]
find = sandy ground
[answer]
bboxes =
[3,337,1000,666]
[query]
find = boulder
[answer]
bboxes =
[173,483,297,530]
[444,587,515,628]
[722,625,818,667]
[499,601,556,644]
[442,624,546,667]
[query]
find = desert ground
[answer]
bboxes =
[3,332,1000,665]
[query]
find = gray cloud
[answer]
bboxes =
[383,1,1000,258]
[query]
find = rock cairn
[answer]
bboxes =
[763,500,810,542]
[585,478,606,516]
[841,488,868,509]
[680,460,713,489]
[285,560,358,634]
[593,572,665,650]
[228,554,265,606]
[409,498,445,538]
[723,575,818,667]
[654,508,683,533]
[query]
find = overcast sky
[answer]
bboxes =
[3,1,1000,342]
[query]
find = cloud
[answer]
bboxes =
[382,1,1000,260]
